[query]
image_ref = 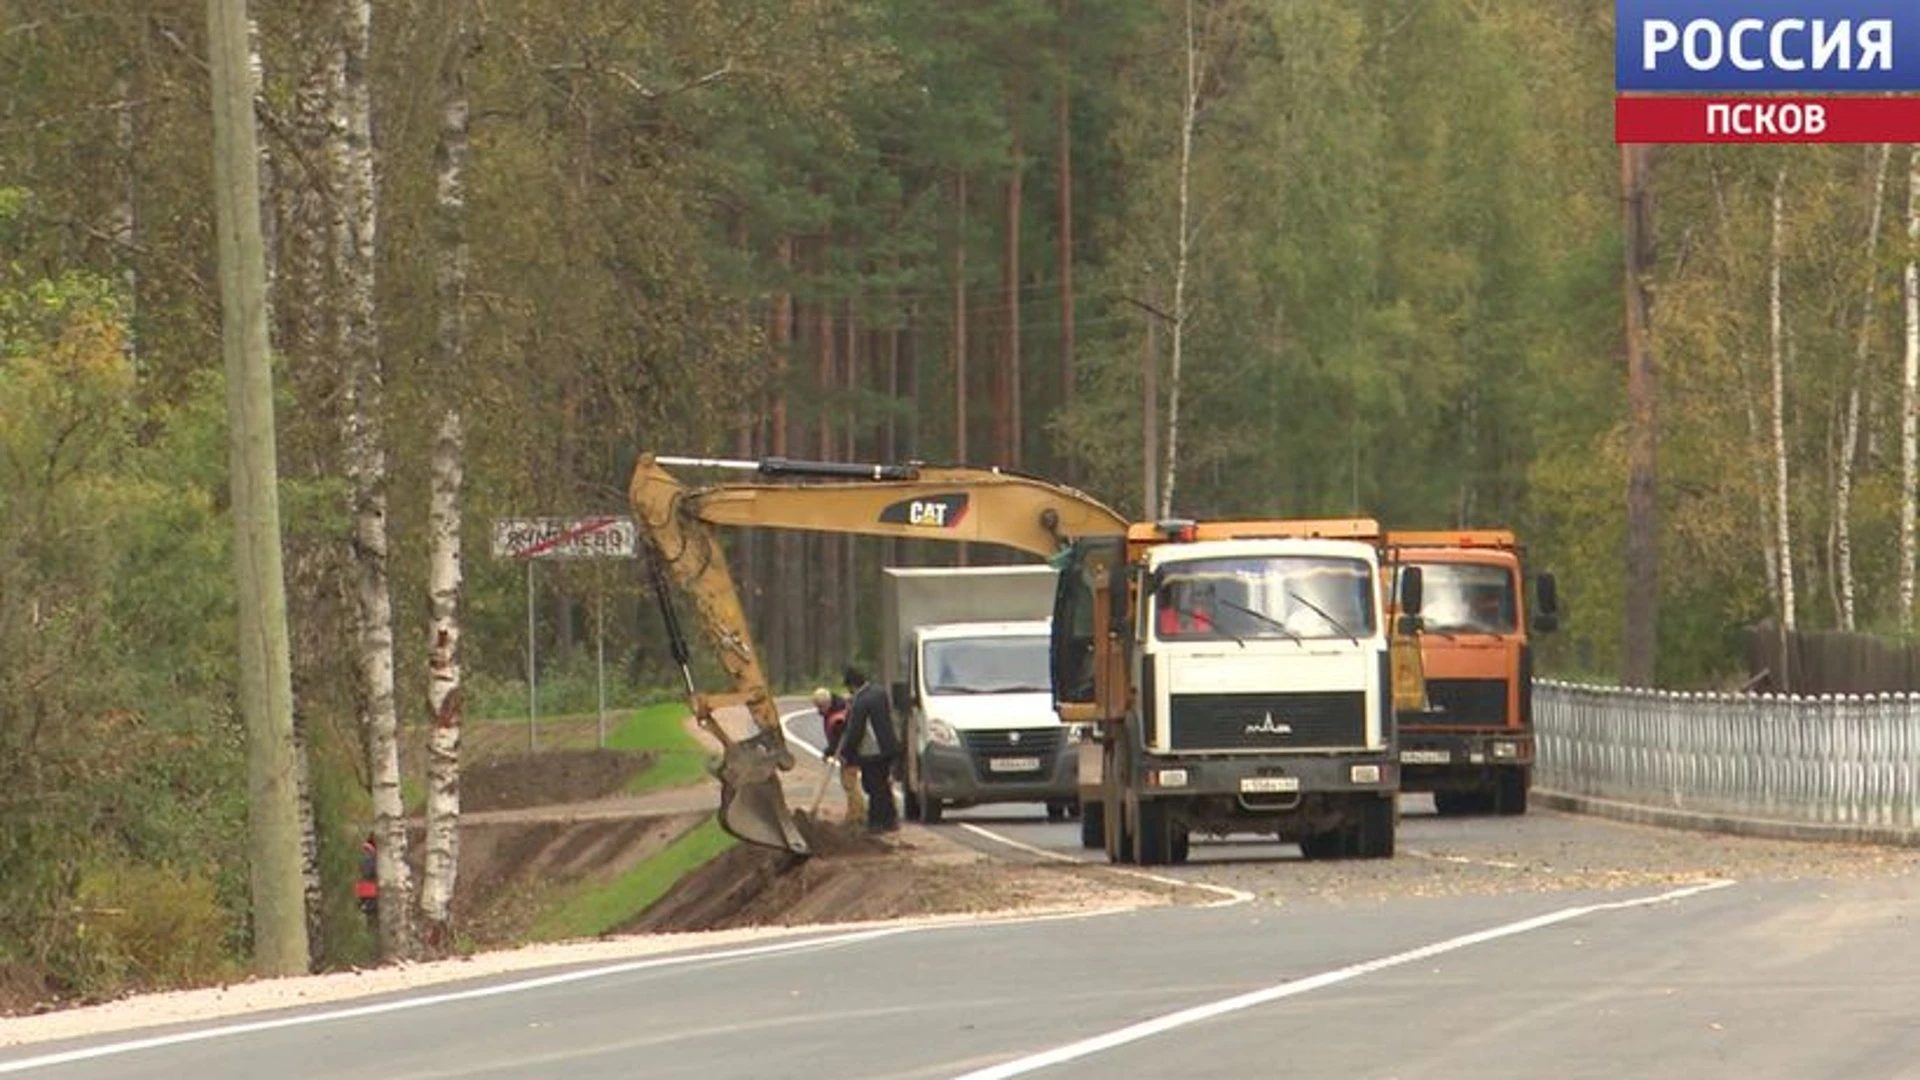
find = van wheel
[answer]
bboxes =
[918,795,944,824]
[1080,800,1106,848]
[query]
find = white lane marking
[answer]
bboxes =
[957,823,1254,910]
[1404,848,1526,871]
[0,930,915,1075]
[0,901,1140,1073]
[948,878,1738,1080]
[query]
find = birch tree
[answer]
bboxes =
[1769,168,1795,640]
[1158,0,1199,519]
[1835,144,1891,631]
[418,1,473,953]
[1904,146,1920,633]
[333,0,413,958]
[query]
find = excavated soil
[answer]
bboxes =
[622,812,1168,934]
[460,748,656,813]
[451,812,708,944]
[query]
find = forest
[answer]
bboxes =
[5,0,1917,996]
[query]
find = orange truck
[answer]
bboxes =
[1387,530,1558,816]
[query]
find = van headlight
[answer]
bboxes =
[927,719,960,747]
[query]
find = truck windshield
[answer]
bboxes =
[1409,562,1516,634]
[1153,556,1376,641]
[923,636,1053,695]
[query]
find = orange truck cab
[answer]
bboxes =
[1386,531,1558,816]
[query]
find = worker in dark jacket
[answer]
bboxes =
[834,665,900,832]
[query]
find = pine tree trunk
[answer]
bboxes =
[1160,0,1199,519]
[1003,146,1023,468]
[954,172,970,566]
[1837,144,1891,631]
[1621,144,1660,687]
[1903,147,1920,632]
[770,238,795,684]
[1769,169,1795,654]
[816,292,838,676]
[207,0,311,978]
[334,0,413,959]
[418,5,472,954]
[1056,2,1075,463]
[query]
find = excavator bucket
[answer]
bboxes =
[712,727,811,855]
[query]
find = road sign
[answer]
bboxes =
[491,517,638,561]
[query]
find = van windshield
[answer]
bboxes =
[923,635,1052,695]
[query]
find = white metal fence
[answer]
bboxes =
[1535,680,1920,831]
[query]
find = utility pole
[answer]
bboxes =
[1621,143,1660,688]
[206,0,311,975]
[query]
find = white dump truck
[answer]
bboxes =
[881,565,1083,824]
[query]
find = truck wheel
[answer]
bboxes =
[1080,800,1106,849]
[1170,825,1191,865]
[1299,832,1341,860]
[1046,801,1069,823]
[1433,791,1474,817]
[1355,796,1396,858]
[903,786,922,821]
[1106,799,1136,865]
[918,795,944,825]
[1494,768,1530,816]
[1134,800,1173,866]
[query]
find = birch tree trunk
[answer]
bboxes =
[1769,170,1796,695]
[207,0,310,977]
[1903,146,1920,632]
[418,3,472,953]
[1837,144,1891,631]
[334,0,413,959]
[112,69,138,362]
[1159,0,1198,520]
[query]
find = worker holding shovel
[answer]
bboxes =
[813,687,866,824]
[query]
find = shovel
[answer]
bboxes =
[809,756,838,816]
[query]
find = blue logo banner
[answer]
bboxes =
[1617,0,1920,91]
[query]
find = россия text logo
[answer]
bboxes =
[1616,0,1920,142]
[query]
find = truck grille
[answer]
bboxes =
[1418,678,1508,727]
[1165,691,1367,752]
[960,728,1063,780]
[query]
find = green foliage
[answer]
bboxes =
[65,864,242,996]
[528,820,736,942]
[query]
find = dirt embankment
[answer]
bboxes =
[625,812,1181,934]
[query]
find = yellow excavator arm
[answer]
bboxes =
[628,453,1130,856]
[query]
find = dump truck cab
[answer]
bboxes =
[1056,519,1417,865]
[1388,531,1558,816]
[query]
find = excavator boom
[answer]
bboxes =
[628,453,1129,856]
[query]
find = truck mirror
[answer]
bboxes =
[1532,612,1560,634]
[890,681,911,712]
[1395,612,1421,637]
[1535,572,1559,616]
[1398,565,1423,617]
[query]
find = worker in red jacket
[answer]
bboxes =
[814,687,865,822]
[356,833,379,925]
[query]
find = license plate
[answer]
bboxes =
[1240,776,1300,794]
[989,756,1041,773]
[1400,750,1452,765]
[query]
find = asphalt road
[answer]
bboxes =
[7,709,1919,1079]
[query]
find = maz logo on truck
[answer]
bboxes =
[1244,712,1294,736]
[879,493,970,530]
